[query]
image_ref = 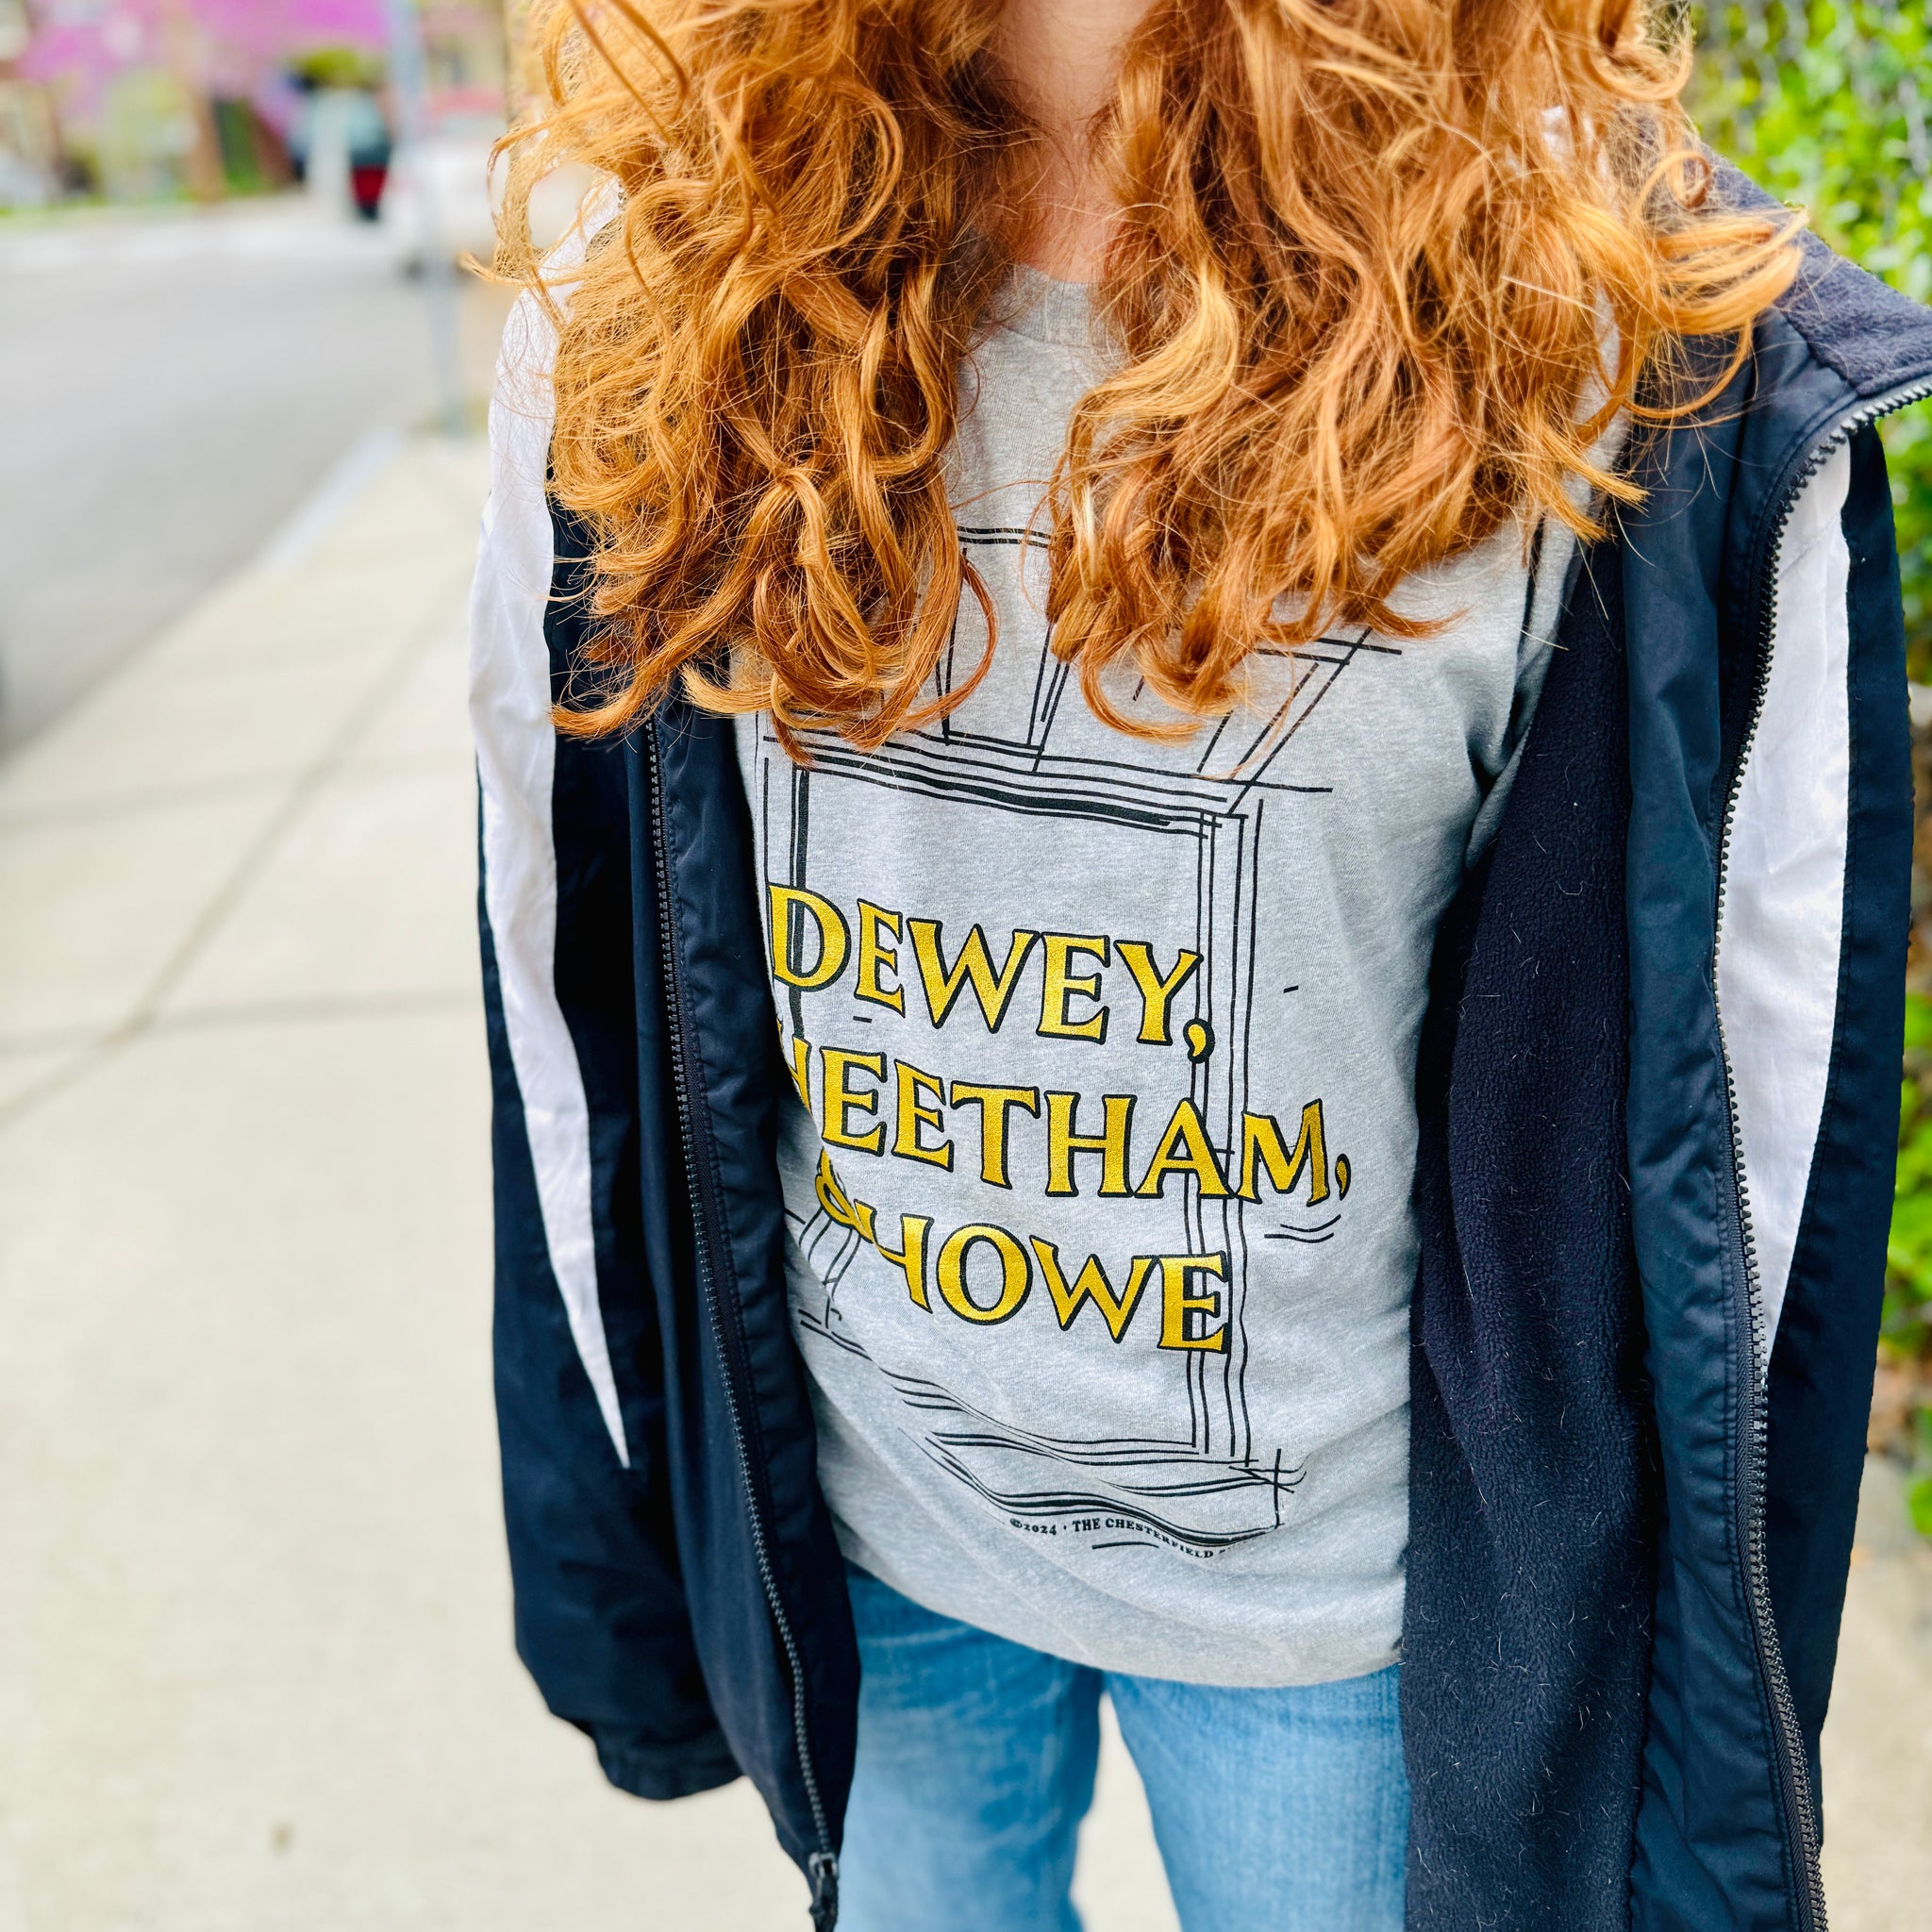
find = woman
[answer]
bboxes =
[470,2,1932,1926]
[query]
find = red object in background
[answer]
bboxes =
[350,160,387,218]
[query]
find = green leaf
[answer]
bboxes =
[1905,994,1932,1053]
[1910,1473,1932,1539]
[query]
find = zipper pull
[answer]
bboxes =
[807,1850,839,1930]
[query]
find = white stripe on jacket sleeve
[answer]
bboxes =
[469,286,629,1465]
[1717,441,1854,1358]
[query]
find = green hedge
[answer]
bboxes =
[1696,0,1932,1530]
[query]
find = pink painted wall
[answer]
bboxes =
[22,2,389,122]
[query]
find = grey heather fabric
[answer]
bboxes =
[731,269,1583,1685]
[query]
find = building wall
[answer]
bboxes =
[7,0,505,204]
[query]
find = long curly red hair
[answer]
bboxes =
[498,0,1796,752]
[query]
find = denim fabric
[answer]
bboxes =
[837,1567,1408,1932]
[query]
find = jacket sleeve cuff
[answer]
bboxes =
[582,1721,742,1801]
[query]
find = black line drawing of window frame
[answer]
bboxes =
[754,531,1390,1549]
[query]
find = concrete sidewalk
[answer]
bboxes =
[0,435,1924,1929]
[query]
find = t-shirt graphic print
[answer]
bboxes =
[733,270,1578,1687]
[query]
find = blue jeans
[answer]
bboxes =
[837,1567,1408,1932]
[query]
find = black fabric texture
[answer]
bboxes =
[1403,542,1653,1930]
[590,1721,744,1802]
[1715,162,1932,400]
[479,766,729,1786]
[625,695,860,1873]
[1762,424,1911,1820]
[1622,343,1799,1932]
[1403,247,1929,1930]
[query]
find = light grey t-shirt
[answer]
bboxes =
[732,268,1584,1687]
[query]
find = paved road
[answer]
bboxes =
[0,199,505,750]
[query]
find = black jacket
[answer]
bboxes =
[469,190,1932,1929]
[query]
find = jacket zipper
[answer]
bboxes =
[1709,373,1932,1932]
[645,720,841,1931]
